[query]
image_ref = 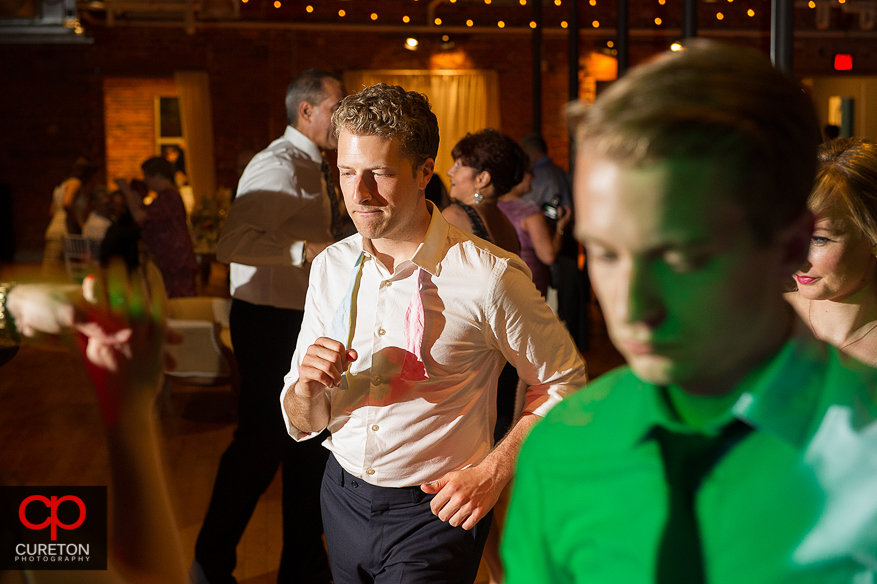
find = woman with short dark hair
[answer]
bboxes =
[443,129,523,255]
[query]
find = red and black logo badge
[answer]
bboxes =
[1,486,107,570]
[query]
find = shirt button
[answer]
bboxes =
[372,376,382,385]
[371,424,379,431]
[366,468,375,475]
[377,328,386,336]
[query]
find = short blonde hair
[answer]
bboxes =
[569,39,821,243]
[333,83,439,170]
[811,138,877,247]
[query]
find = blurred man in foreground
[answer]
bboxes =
[503,40,877,584]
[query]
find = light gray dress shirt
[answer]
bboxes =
[217,125,333,310]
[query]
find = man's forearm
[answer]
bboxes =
[477,413,540,490]
[284,382,331,434]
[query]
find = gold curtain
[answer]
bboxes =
[342,70,500,187]
[175,71,216,203]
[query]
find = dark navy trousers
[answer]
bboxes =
[321,455,492,584]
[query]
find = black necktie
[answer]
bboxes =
[648,419,754,584]
[321,158,345,240]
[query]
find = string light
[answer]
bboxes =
[670,42,683,51]
[273,1,280,8]
[442,34,450,40]
[520,0,527,4]
[370,12,378,20]
[659,0,666,4]
[497,20,506,27]
[589,0,596,6]
[808,0,816,6]
[434,17,442,24]
[485,0,491,4]
[655,16,662,24]
[592,19,600,26]
[529,20,537,27]
[747,8,755,15]
[338,9,345,16]
[555,0,562,4]
[403,15,410,22]
[305,4,313,12]
[716,11,724,18]
[466,19,474,26]
[560,20,568,27]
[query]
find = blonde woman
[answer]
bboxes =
[787,137,877,365]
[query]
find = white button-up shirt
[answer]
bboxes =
[281,204,587,487]
[217,125,333,310]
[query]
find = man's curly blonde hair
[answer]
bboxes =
[333,83,440,172]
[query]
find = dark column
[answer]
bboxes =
[617,0,629,76]
[771,0,794,73]
[532,0,543,134]
[683,0,697,38]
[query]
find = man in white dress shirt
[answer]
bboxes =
[193,69,344,584]
[279,83,587,584]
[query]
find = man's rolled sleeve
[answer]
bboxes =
[216,179,310,267]
[485,256,587,417]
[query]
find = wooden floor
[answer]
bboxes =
[0,262,624,584]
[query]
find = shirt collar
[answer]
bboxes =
[731,320,834,447]
[638,318,826,442]
[283,125,323,163]
[357,200,449,278]
[532,155,552,168]
[409,200,449,277]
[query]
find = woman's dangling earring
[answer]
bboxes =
[473,192,484,204]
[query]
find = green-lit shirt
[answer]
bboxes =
[503,329,877,583]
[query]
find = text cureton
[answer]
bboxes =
[15,544,90,556]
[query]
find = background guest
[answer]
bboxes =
[115,158,197,298]
[443,128,523,256]
[823,124,841,142]
[163,144,188,187]
[787,137,877,366]
[520,133,590,353]
[498,169,572,298]
[198,69,344,584]
[42,157,99,274]
[82,185,114,256]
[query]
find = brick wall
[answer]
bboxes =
[104,77,178,184]
[1,25,875,260]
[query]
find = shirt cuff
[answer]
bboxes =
[290,241,306,267]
